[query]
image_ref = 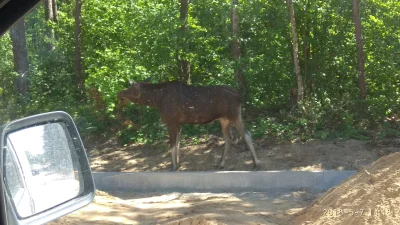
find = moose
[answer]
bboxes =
[117,80,261,171]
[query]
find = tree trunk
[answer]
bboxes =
[287,0,304,109]
[10,19,29,100]
[178,0,190,84]
[352,0,367,100]
[231,0,248,101]
[52,0,58,23]
[302,0,311,98]
[44,0,56,51]
[75,0,84,98]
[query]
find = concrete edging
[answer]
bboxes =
[93,171,356,192]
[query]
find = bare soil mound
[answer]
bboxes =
[294,152,400,225]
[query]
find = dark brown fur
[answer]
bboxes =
[118,80,260,170]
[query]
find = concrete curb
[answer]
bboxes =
[93,171,356,192]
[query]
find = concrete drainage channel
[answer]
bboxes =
[93,171,356,193]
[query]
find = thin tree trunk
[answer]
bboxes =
[178,0,190,84]
[352,0,367,100]
[52,0,58,23]
[287,0,304,109]
[231,0,248,101]
[303,34,310,97]
[44,0,55,51]
[303,0,311,98]
[75,0,84,98]
[10,19,29,100]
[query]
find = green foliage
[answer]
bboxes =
[0,33,25,124]
[118,105,167,144]
[0,0,399,145]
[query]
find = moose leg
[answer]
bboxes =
[219,118,231,168]
[176,126,182,166]
[233,117,261,168]
[167,124,179,171]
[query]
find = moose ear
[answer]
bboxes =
[129,80,135,85]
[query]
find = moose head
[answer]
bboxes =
[117,80,141,102]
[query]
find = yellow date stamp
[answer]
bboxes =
[323,208,395,218]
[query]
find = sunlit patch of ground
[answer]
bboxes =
[49,190,318,225]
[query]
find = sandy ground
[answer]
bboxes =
[293,151,400,225]
[48,190,317,225]
[86,137,399,172]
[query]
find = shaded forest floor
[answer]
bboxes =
[84,135,400,172]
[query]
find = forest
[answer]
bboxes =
[0,0,399,145]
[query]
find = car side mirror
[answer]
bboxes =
[0,111,95,225]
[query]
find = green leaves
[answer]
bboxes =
[0,0,398,142]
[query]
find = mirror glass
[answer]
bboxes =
[4,122,83,218]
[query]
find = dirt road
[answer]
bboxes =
[49,190,317,225]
